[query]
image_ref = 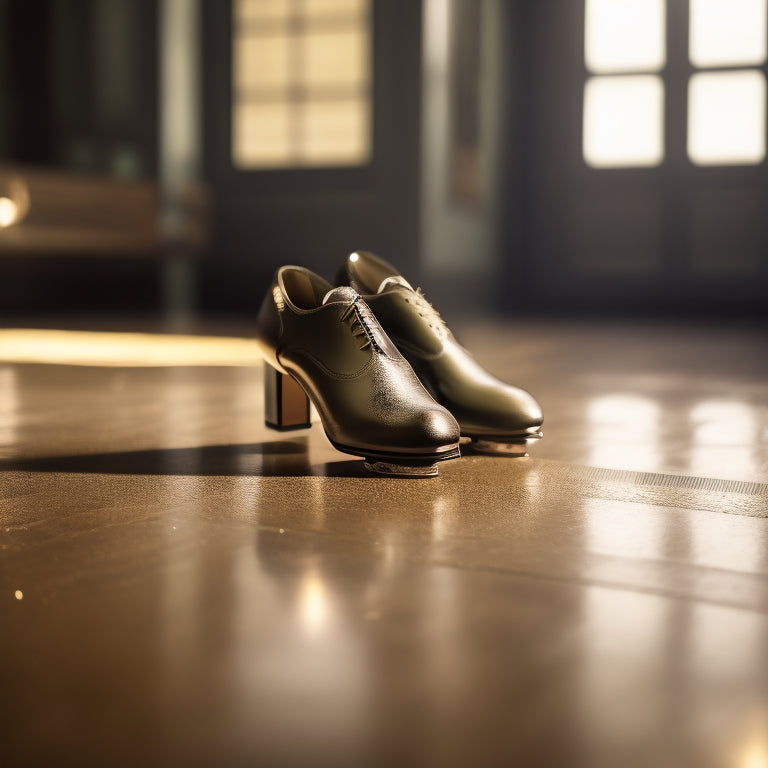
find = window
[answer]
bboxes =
[687,0,767,165]
[583,0,768,168]
[232,0,372,169]
[583,0,666,167]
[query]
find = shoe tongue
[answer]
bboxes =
[322,285,358,305]
[376,275,413,294]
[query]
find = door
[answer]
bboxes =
[201,0,424,311]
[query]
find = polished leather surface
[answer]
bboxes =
[255,266,460,459]
[338,251,544,439]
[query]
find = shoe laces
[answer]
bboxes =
[407,288,448,337]
[340,297,382,352]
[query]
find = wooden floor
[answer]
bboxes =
[1,317,767,768]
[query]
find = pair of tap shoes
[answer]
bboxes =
[254,251,543,477]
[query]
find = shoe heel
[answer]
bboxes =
[264,363,311,430]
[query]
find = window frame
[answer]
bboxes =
[581,0,768,172]
[231,0,374,171]
[223,0,377,194]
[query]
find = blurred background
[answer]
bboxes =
[2,6,768,766]
[0,0,767,324]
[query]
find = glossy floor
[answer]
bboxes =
[1,319,767,768]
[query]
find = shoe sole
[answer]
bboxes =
[328,436,461,477]
[463,428,543,457]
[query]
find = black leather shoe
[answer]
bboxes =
[254,265,461,476]
[336,251,543,456]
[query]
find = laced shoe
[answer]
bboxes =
[254,265,461,476]
[336,251,543,455]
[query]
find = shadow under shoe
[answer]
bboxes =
[336,251,544,456]
[254,265,461,477]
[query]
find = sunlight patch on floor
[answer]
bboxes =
[0,329,261,367]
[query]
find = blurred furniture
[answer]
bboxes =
[0,165,207,258]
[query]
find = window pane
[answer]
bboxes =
[302,0,367,20]
[583,75,665,167]
[237,0,291,24]
[689,0,767,67]
[585,0,666,73]
[300,99,370,164]
[233,103,293,166]
[234,34,291,91]
[231,0,372,169]
[688,70,766,165]
[303,30,368,89]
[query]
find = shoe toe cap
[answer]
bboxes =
[454,384,543,436]
[419,406,461,446]
[510,387,544,429]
